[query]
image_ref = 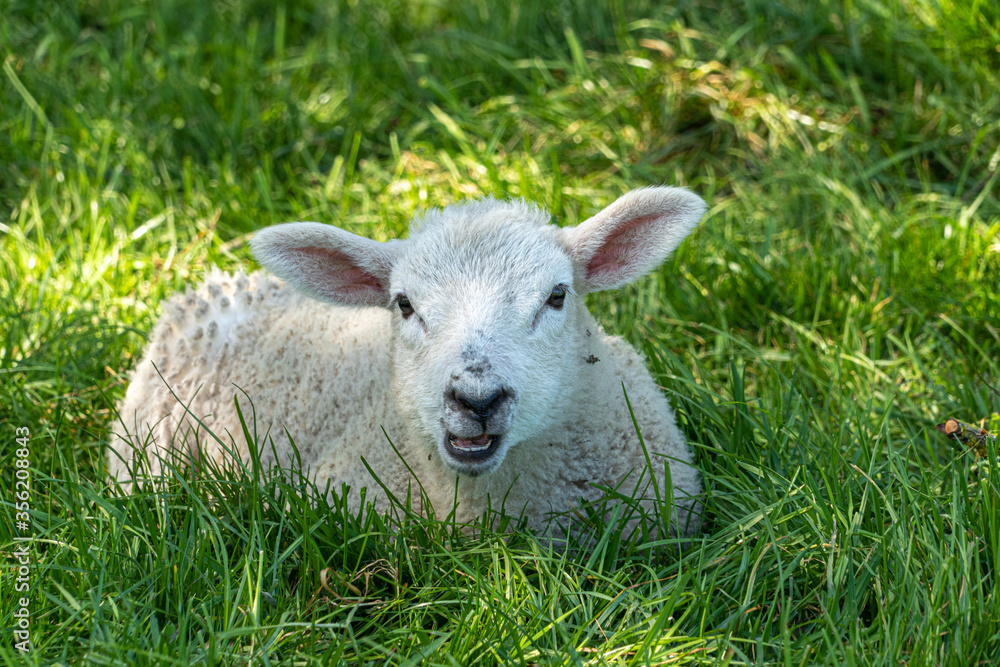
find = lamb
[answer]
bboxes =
[109,186,707,541]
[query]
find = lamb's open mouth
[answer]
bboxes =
[445,432,501,462]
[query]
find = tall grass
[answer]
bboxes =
[2,0,998,663]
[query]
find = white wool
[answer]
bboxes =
[109,187,708,540]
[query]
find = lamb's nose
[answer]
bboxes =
[448,387,507,420]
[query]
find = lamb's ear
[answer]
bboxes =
[562,187,707,293]
[250,222,401,307]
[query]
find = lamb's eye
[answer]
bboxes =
[398,296,414,318]
[547,285,566,309]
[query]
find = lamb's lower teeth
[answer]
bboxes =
[451,437,492,452]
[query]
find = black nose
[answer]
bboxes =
[448,387,507,420]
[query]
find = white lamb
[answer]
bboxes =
[110,187,707,540]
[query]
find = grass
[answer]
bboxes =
[2,0,999,663]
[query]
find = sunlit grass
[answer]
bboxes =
[2,0,999,663]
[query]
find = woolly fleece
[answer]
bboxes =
[110,188,706,539]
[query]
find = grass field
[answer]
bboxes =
[2,0,1000,663]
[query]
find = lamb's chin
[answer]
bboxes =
[438,432,508,477]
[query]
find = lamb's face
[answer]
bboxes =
[251,188,707,479]
[388,209,579,476]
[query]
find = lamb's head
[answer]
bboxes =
[250,187,706,477]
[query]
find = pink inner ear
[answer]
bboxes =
[585,213,658,282]
[293,247,384,299]
[329,265,384,294]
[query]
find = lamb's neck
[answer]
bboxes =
[565,308,626,401]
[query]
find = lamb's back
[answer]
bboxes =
[110,270,403,494]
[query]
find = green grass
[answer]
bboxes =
[2,0,999,663]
